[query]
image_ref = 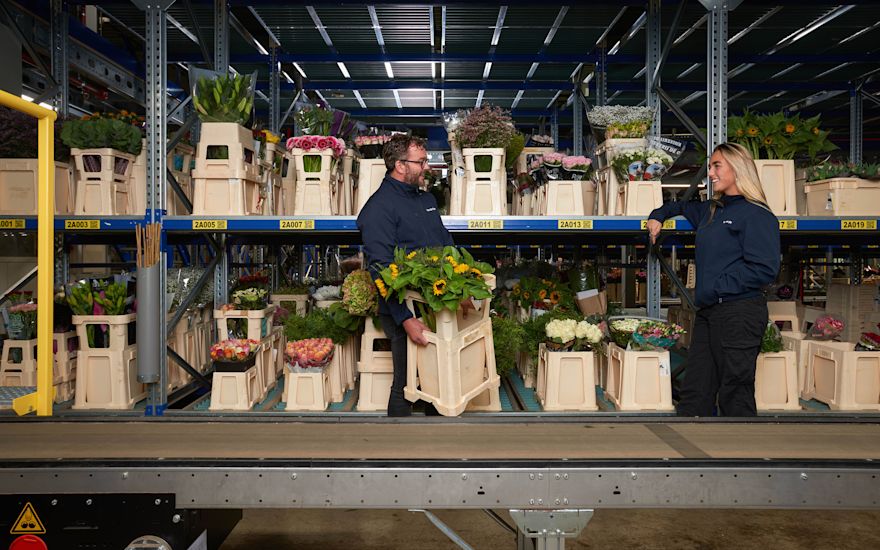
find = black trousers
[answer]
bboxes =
[677,295,768,417]
[379,314,411,414]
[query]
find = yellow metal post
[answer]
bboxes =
[0,89,56,416]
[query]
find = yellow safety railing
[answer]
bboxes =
[0,89,56,416]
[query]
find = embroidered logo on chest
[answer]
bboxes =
[723,219,733,225]
[426,207,437,212]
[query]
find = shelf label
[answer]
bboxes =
[192,220,227,230]
[840,219,877,230]
[0,219,25,229]
[779,219,798,230]
[467,219,503,230]
[64,219,100,230]
[557,219,593,230]
[640,219,676,230]
[280,219,315,230]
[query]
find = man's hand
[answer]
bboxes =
[460,298,476,318]
[403,317,430,346]
[646,219,663,245]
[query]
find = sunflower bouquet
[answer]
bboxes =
[375,246,494,318]
[511,277,564,310]
[727,110,836,161]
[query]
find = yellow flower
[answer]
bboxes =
[764,137,773,145]
[523,291,531,300]
[784,123,796,134]
[375,278,388,298]
[812,127,820,135]
[471,267,482,278]
[746,126,759,137]
[433,279,447,296]
[389,264,399,279]
[538,289,548,300]
[512,285,521,296]
[430,255,439,262]
[454,263,470,275]
[735,128,744,137]
[445,255,457,267]
[550,291,560,304]
[406,251,417,260]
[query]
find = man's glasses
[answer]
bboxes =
[399,159,429,167]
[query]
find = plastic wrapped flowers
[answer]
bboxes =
[807,314,845,340]
[286,338,335,372]
[210,339,260,366]
[341,269,378,316]
[609,318,642,348]
[630,320,685,351]
[545,318,604,351]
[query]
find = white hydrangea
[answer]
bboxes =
[611,318,641,333]
[546,319,577,343]
[313,285,341,301]
[575,321,603,344]
[645,148,673,166]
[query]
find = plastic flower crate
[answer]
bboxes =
[280,152,297,215]
[209,360,261,412]
[0,339,38,386]
[754,159,797,216]
[465,384,502,412]
[53,331,78,384]
[514,147,555,175]
[462,148,507,215]
[354,159,387,216]
[767,301,802,332]
[595,138,647,170]
[71,313,144,410]
[71,148,134,215]
[193,122,260,181]
[804,178,880,216]
[755,351,800,411]
[402,275,499,416]
[803,341,880,411]
[214,305,276,342]
[536,344,598,411]
[356,357,393,412]
[543,180,597,216]
[616,180,663,216]
[283,369,330,411]
[0,159,73,215]
[270,294,309,316]
[604,342,674,411]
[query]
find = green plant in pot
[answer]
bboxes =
[61,112,143,174]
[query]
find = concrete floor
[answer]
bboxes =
[219,508,880,549]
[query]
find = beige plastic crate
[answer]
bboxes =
[280,153,297,215]
[543,180,597,216]
[517,351,536,389]
[768,301,802,332]
[354,159,387,216]
[356,361,393,411]
[448,167,465,216]
[283,369,330,411]
[169,142,194,176]
[595,138,647,170]
[666,307,695,349]
[337,149,359,216]
[53,331,78,384]
[72,314,136,351]
[595,167,618,216]
[800,305,824,333]
[755,351,800,411]
[0,338,38,386]
[73,345,144,410]
[463,147,506,184]
[214,305,276,342]
[465,384,502,412]
[462,178,506,216]
[804,178,880,216]
[780,331,811,397]
[754,159,797,216]
[514,147,554,175]
[209,365,261,411]
[71,148,135,184]
[360,319,392,367]
[324,344,346,403]
[71,148,134,215]
[536,345,598,411]
[803,341,880,410]
[271,294,309,316]
[194,122,260,182]
[616,180,663,216]
[604,343,674,411]
[271,326,286,378]
[54,379,76,403]
[253,337,274,399]
[290,148,337,185]
[293,178,335,215]
[345,334,359,390]
[0,159,72,215]
[596,344,608,388]
[192,174,262,215]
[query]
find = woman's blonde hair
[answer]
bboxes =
[708,142,771,221]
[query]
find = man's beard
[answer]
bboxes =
[405,168,422,186]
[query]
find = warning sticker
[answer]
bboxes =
[10,502,45,534]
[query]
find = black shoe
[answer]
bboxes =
[422,401,442,416]
[387,391,412,417]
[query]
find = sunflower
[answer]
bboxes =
[784,123,796,134]
[735,128,744,137]
[522,291,531,300]
[764,136,773,145]
[471,267,482,278]
[538,289,548,300]
[406,251,417,260]
[389,263,399,279]
[746,126,759,137]
[432,279,447,296]
[812,127,820,135]
[445,255,458,267]
[549,290,560,304]
[430,255,439,263]
[512,285,521,296]
[374,278,388,298]
[454,263,470,275]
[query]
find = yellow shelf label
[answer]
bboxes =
[279,219,315,230]
[192,219,227,230]
[0,219,25,229]
[467,219,504,230]
[64,219,100,230]
[840,219,877,230]
[557,219,593,230]
[779,219,798,230]
[640,219,676,230]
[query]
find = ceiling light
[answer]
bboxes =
[353,90,366,109]
[476,90,484,107]
[393,89,402,109]
[482,62,492,79]
[337,62,351,79]
[385,62,394,79]
[511,90,524,109]
[293,63,307,78]
[776,6,854,46]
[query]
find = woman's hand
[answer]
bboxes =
[646,219,663,245]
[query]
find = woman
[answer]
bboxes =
[646,142,780,417]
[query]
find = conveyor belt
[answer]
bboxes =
[1,421,878,461]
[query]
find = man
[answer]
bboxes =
[356,135,453,416]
